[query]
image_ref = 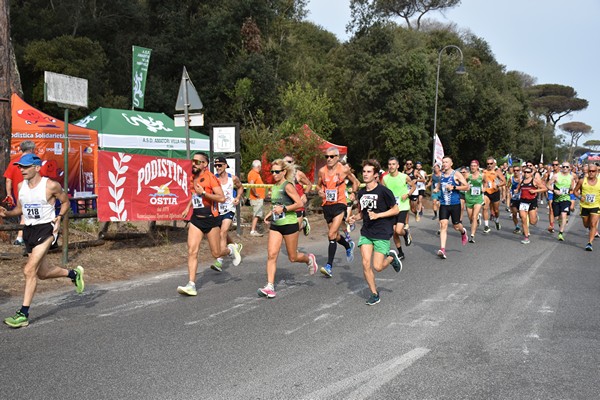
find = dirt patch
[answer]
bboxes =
[0,213,330,299]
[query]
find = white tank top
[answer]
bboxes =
[19,177,56,226]
[218,174,235,215]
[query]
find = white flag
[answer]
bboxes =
[434,134,444,166]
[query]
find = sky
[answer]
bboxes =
[306,0,600,144]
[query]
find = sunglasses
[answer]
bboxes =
[192,160,206,165]
[214,164,224,167]
[17,165,35,169]
[486,162,494,165]
[524,170,532,173]
[270,170,283,174]
[589,169,598,172]
[552,164,559,166]
[561,166,570,169]
[406,163,413,165]
[325,155,338,159]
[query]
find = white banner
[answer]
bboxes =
[434,134,444,166]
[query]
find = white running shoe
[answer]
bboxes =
[228,243,241,266]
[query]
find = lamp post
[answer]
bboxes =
[432,45,466,167]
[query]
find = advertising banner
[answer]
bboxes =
[10,94,98,195]
[132,45,152,109]
[434,134,444,167]
[97,151,192,221]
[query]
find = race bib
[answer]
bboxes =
[487,181,493,188]
[24,204,42,219]
[395,196,401,205]
[218,202,228,213]
[325,189,338,202]
[519,202,530,211]
[272,212,285,221]
[192,194,204,209]
[559,187,569,195]
[585,194,596,203]
[470,186,481,196]
[441,183,449,193]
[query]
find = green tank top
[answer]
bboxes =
[554,173,572,202]
[271,181,298,226]
[383,172,410,211]
[465,173,484,203]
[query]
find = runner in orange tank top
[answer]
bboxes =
[482,157,506,233]
[316,147,360,278]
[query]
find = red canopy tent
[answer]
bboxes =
[261,124,347,183]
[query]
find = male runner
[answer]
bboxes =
[317,147,360,277]
[482,157,506,233]
[546,162,575,241]
[573,163,599,251]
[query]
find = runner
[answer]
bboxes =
[414,161,427,219]
[516,167,547,244]
[257,159,318,298]
[316,147,360,278]
[464,160,484,243]
[546,161,575,242]
[0,154,84,328]
[347,159,402,306]
[282,155,313,236]
[247,160,266,237]
[427,164,442,220]
[546,161,561,232]
[504,166,514,212]
[210,156,244,272]
[382,157,415,260]
[508,166,522,234]
[404,160,421,221]
[177,152,241,296]
[433,156,469,259]
[573,163,600,251]
[482,157,506,233]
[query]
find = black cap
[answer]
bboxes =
[213,156,228,167]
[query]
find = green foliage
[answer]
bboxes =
[277,82,335,139]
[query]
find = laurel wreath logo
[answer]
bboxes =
[108,152,131,221]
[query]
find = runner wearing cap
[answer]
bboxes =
[210,156,244,272]
[0,154,84,328]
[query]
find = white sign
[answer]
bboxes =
[213,126,236,153]
[174,113,204,127]
[44,71,88,108]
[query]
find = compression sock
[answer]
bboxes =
[328,240,337,265]
[337,235,350,249]
[67,269,77,280]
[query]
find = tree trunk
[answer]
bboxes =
[0,0,23,197]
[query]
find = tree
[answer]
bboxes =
[559,121,593,161]
[527,84,589,127]
[0,0,22,192]
[583,139,600,151]
[349,0,461,33]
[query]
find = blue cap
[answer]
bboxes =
[14,153,42,167]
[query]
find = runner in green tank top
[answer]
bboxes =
[546,162,575,241]
[464,160,484,243]
[382,157,415,260]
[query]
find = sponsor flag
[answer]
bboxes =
[132,45,152,109]
[433,134,444,166]
[97,151,191,221]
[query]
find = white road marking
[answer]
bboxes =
[300,347,430,399]
[97,299,173,317]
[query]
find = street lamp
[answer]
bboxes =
[432,45,466,167]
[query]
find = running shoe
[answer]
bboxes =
[257,285,276,298]
[303,219,311,236]
[437,249,447,259]
[307,253,318,275]
[436,230,440,236]
[4,311,29,328]
[505,206,510,212]
[365,292,380,306]
[388,250,403,273]
[547,225,555,233]
[250,230,263,237]
[210,259,222,272]
[461,228,468,246]
[595,232,600,239]
[404,229,412,246]
[397,249,405,260]
[237,243,243,253]
[320,263,333,278]
[419,210,423,217]
[558,232,564,241]
[468,235,475,243]
[72,266,85,294]
[495,220,501,230]
[13,238,24,246]
[513,227,521,234]
[483,225,491,234]
[349,223,356,232]
[346,241,355,263]
[177,282,197,296]
[431,215,437,220]
[415,214,421,222]
[585,243,593,251]
[228,243,241,266]
[344,231,352,243]
[521,237,530,244]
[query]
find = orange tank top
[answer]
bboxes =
[191,169,221,217]
[320,163,347,206]
[483,169,498,194]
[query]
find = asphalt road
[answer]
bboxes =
[1,207,599,400]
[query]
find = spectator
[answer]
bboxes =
[247,160,266,236]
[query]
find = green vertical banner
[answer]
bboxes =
[132,45,152,109]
